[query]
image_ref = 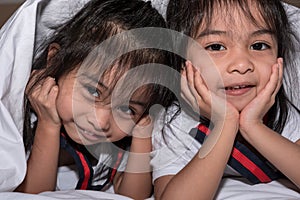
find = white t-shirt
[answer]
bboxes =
[151,104,300,182]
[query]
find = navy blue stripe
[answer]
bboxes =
[60,135,94,190]
[228,156,261,184]
[235,141,281,180]
[193,128,206,144]
[190,126,281,184]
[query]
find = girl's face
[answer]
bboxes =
[195,4,278,111]
[56,67,149,145]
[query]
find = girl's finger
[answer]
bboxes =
[185,61,203,102]
[25,69,45,95]
[181,69,199,110]
[193,68,210,104]
[48,85,59,103]
[273,58,283,97]
[185,61,196,93]
[270,61,281,98]
[261,61,280,99]
[40,77,57,97]
[181,91,199,111]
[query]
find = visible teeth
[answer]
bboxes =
[226,85,247,90]
[84,130,94,136]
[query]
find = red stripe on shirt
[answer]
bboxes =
[198,124,271,182]
[110,151,124,182]
[76,150,91,189]
[231,148,271,182]
[198,124,210,135]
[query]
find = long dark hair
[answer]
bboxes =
[166,0,300,133]
[23,0,179,189]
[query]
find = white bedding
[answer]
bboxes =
[0,190,133,200]
[0,178,299,200]
[0,0,299,199]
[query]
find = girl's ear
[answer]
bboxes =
[46,43,60,67]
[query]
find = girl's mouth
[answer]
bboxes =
[225,85,253,90]
[77,126,107,141]
[224,85,254,96]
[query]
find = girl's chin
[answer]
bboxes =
[67,134,95,145]
[229,101,250,112]
[226,94,256,112]
[70,136,86,145]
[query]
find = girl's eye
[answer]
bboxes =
[205,44,226,51]
[86,86,100,98]
[251,42,270,50]
[118,105,135,116]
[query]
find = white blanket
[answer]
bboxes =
[0,0,37,191]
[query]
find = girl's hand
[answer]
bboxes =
[114,115,153,199]
[25,70,61,128]
[239,58,283,135]
[17,70,62,193]
[129,115,152,171]
[181,61,239,124]
[131,115,153,140]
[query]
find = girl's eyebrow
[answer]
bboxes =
[251,29,274,37]
[196,29,227,39]
[197,29,274,39]
[129,100,147,107]
[81,73,108,88]
[97,81,108,90]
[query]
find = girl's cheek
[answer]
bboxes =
[256,61,274,92]
[73,101,95,120]
[56,97,71,121]
[112,114,135,136]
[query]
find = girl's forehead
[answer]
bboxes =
[76,62,128,81]
[76,63,153,95]
[198,2,267,31]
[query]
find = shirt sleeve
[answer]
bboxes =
[281,107,300,143]
[151,105,200,182]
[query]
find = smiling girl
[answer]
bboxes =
[15,0,177,199]
[151,0,300,199]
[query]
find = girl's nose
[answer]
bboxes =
[88,108,111,132]
[227,51,254,74]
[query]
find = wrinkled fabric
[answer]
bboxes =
[0,0,41,191]
[0,0,94,192]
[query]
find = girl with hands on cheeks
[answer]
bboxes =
[151,0,300,199]
[15,0,178,199]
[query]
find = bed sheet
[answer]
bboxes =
[0,190,133,200]
[0,178,299,200]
